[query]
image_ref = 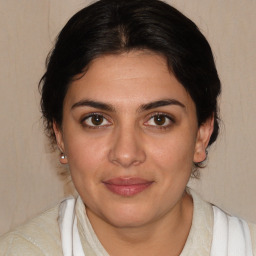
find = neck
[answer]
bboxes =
[86,191,193,256]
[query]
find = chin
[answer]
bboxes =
[100,203,156,228]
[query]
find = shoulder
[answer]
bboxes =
[188,189,256,254]
[248,221,256,254]
[0,203,62,256]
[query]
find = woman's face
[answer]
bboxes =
[54,51,212,228]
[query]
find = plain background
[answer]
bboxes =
[0,0,256,235]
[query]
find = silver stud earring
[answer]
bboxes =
[60,153,66,159]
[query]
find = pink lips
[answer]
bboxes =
[103,177,153,197]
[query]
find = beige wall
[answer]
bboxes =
[0,0,255,235]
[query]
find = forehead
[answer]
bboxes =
[64,51,195,111]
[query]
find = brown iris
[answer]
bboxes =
[154,115,166,125]
[91,115,104,125]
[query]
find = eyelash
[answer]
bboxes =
[144,112,175,130]
[80,112,175,130]
[80,113,112,129]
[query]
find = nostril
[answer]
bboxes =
[108,146,146,168]
[107,128,146,167]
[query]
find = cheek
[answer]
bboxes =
[65,138,107,201]
[147,131,196,170]
[65,135,109,177]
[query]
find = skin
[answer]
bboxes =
[54,51,213,255]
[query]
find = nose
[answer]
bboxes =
[108,125,146,168]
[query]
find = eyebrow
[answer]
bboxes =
[71,98,185,112]
[71,99,115,112]
[139,99,185,112]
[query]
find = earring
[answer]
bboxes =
[60,152,67,159]
[59,153,68,164]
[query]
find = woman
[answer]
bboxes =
[0,0,255,255]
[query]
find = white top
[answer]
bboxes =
[1,189,256,255]
[59,190,254,256]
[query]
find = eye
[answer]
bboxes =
[145,113,174,128]
[81,114,111,128]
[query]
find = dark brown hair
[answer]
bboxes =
[39,0,221,175]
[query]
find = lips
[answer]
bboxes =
[102,177,153,197]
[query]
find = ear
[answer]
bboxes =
[193,115,214,163]
[53,121,68,164]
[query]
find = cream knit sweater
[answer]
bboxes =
[1,190,255,255]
